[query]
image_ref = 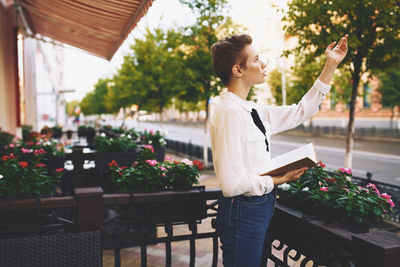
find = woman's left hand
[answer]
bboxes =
[325,34,348,66]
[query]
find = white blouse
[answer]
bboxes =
[209,79,331,197]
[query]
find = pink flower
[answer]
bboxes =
[33,148,46,155]
[160,166,167,171]
[9,144,15,148]
[131,161,139,167]
[320,187,328,192]
[181,159,193,166]
[381,193,392,200]
[145,159,158,166]
[164,156,171,160]
[55,168,64,172]
[387,198,395,208]
[367,183,380,196]
[150,130,154,135]
[338,168,352,175]
[21,147,32,154]
[144,145,154,153]
[343,188,349,192]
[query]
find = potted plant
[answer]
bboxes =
[277,161,395,231]
[52,126,62,139]
[107,145,206,223]
[0,149,63,198]
[0,128,14,154]
[77,125,96,144]
[108,145,203,193]
[140,129,167,162]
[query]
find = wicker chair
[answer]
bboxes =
[0,231,101,267]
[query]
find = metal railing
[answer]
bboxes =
[1,187,399,267]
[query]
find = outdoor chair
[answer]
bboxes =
[0,230,101,267]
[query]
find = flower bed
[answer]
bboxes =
[0,149,63,198]
[108,145,203,193]
[277,161,395,225]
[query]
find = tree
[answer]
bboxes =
[376,67,400,127]
[65,100,79,117]
[289,55,325,105]
[283,0,400,168]
[179,0,243,165]
[80,78,109,115]
[267,68,283,105]
[113,28,184,125]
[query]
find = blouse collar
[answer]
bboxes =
[220,91,253,112]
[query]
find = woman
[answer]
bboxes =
[209,33,348,266]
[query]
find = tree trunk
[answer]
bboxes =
[345,69,361,169]
[203,97,210,167]
[390,106,394,129]
[159,104,163,129]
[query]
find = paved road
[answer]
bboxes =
[111,120,400,186]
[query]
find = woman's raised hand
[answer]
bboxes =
[325,34,348,66]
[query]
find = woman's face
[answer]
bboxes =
[241,45,267,85]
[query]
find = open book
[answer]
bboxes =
[261,143,318,176]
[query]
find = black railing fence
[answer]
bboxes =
[1,137,399,266]
[1,187,399,267]
[290,124,400,139]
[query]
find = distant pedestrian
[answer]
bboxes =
[210,33,348,266]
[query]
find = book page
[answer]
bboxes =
[262,143,318,176]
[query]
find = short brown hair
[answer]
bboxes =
[211,34,252,85]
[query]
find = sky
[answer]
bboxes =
[60,0,287,102]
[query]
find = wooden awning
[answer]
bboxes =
[14,0,154,60]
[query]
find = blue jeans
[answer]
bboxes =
[217,191,276,267]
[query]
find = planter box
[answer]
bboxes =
[103,186,207,225]
[269,201,392,266]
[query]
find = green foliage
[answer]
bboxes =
[283,0,400,163]
[289,55,325,104]
[0,148,63,197]
[52,126,62,138]
[108,146,202,192]
[284,0,400,71]
[140,129,166,149]
[80,78,110,115]
[375,67,400,108]
[267,68,283,105]
[93,134,137,153]
[21,125,32,142]
[111,28,184,117]
[77,125,95,138]
[178,0,243,118]
[331,68,353,104]
[4,138,65,163]
[65,100,79,117]
[0,128,14,152]
[277,162,394,225]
